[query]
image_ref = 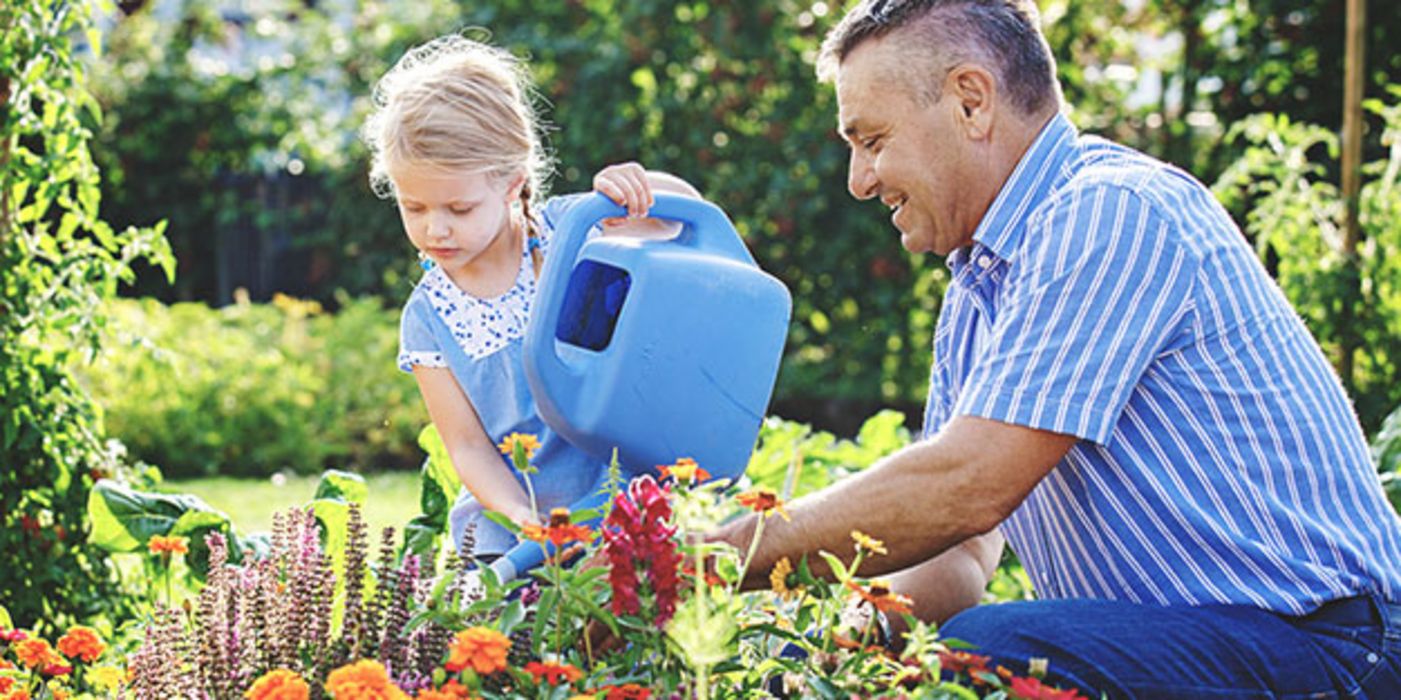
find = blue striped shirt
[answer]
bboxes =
[923,113,1401,614]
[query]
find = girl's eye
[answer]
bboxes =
[450,207,473,215]
[402,204,425,214]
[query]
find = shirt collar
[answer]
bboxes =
[968,112,1079,263]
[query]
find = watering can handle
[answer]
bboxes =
[524,193,756,418]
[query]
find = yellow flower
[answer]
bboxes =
[244,668,310,700]
[497,433,541,459]
[769,556,803,599]
[324,660,407,700]
[88,666,126,692]
[851,530,888,556]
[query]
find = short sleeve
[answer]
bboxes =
[397,295,447,373]
[536,192,596,243]
[953,184,1200,444]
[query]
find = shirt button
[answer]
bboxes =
[977,256,992,269]
[1367,652,1380,664]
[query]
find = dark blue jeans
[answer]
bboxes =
[940,594,1401,699]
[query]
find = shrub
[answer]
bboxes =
[0,0,172,629]
[81,295,426,478]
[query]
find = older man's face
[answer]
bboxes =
[836,38,978,256]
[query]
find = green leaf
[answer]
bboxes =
[86,479,221,552]
[482,509,521,534]
[817,550,849,582]
[0,605,11,630]
[314,469,368,504]
[401,513,441,561]
[497,598,525,634]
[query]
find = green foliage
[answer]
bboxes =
[0,0,173,629]
[747,409,912,497]
[1213,88,1401,432]
[80,295,427,478]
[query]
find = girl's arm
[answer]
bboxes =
[413,366,539,528]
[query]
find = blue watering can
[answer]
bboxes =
[523,192,791,482]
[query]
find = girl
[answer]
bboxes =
[363,34,700,581]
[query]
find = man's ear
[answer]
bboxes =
[947,64,997,140]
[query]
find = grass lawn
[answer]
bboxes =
[165,471,426,536]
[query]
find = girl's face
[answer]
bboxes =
[391,164,522,280]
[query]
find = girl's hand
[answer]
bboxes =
[593,162,654,219]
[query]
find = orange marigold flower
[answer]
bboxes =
[3,689,31,700]
[14,638,57,669]
[56,626,105,663]
[147,534,189,556]
[769,556,803,599]
[0,677,13,693]
[524,660,584,686]
[244,668,310,700]
[324,659,407,700]
[1008,675,1087,700]
[522,508,598,548]
[850,530,887,556]
[735,487,789,520]
[657,458,710,484]
[497,433,541,459]
[681,561,724,587]
[845,579,914,616]
[444,627,509,675]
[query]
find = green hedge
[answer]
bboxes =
[82,296,426,478]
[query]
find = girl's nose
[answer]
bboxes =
[426,212,452,240]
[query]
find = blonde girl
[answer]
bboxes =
[364,34,699,581]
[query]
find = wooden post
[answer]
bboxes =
[1339,0,1366,389]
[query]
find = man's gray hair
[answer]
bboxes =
[817,0,1060,117]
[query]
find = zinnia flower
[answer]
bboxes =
[597,684,651,700]
[850,530,887,556]
[55,626,104,663]
[769,556,803,599]
[414,680,471,699]
[736,487,789,520]
[40,663,72,677]
[324,660,407,700]
[3,689,30,700]
[1008,675,1087,700]
[846,579,914,615]
[497,433,541,459]
[244,669,309,700]
[657,457,709,484]
[522,508,597,547]
[147,534,189,556]
[937,649,992,675]
[14,638,57,669]
[523,660,584,686]
[443,627,509,675]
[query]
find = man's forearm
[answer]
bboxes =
[713,416,1071,589]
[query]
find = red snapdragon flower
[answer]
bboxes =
[602,475,682,626]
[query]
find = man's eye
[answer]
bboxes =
[863,137,882,151]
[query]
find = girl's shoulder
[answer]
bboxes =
[536,192,596,238]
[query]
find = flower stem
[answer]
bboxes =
[732,516,767,594]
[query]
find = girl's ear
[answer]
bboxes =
[505,172,528,201]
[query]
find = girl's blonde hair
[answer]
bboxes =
[363,34,551,225]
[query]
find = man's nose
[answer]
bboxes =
[847,149,877,200]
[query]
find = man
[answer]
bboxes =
[713,0,1401,696]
